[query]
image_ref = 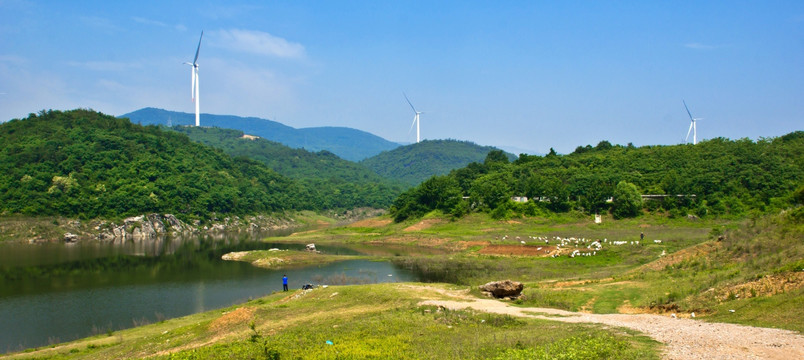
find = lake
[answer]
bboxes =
[0,234,423,353]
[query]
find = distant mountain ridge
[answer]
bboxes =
[119,108,401,161]
[360,139,516,187]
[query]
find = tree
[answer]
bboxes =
[470,172,513,211]
[484,150,509,165]
[612,181,642,219]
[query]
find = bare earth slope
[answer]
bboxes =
[419,288,804,360]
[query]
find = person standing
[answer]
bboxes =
[640,232,644,241]
[282,274,288,291]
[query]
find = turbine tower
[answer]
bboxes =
[404,93,423,143]
[184,31,203,126]
[683,100,702,145]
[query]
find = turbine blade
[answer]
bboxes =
[403,92,417,113]
[683,100,694,121]
[193,31,203,65]
[408,115,417,134]
[685,122,693,142]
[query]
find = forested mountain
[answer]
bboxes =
[171,126,404,208]
[360,139,516,187]
[0,110,389,221]
[390,134,804,221]
[120,108,400,161]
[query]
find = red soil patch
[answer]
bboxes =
[457,240,490,249]
[478,245,557,256]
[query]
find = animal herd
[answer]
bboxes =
[497,234,665,259]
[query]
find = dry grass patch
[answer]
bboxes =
[209,307,256,333]
[617,300,661,315]
[640,241,721,271]
[403,218,442,232]
[348,218,392,228]
[708,271,804,301]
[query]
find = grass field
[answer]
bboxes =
[267,210,803,332]
[4,209,802,359]
[3,284,660,360]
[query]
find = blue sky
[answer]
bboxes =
[1,1,802,154]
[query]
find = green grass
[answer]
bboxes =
[704,287,804,332]
[5,210,801,358]
[4,284,661,360]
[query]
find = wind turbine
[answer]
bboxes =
[683,100,702,145]
[184,31,203,126]
[404,93,423,143]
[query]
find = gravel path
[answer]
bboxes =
[419,294,804,360]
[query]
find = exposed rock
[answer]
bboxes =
[125,215,145,223]
[147,214,166,234]
[687,214,699,221]
[164,214,183,228]
[306,243,317,252]
[92,213,305,243]
[221,251,250,261]
[479,280,524,299]
[63,233,79,243]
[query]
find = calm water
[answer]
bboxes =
[0,235,421,353]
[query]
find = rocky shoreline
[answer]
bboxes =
[90,213,299,242]
[3,208,386,245]
[23,213,301,245]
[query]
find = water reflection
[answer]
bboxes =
[0,233,423,353]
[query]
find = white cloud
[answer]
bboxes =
[210,29,305,59]
[131,16,186,31]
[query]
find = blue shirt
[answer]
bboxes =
[282,276,288,285]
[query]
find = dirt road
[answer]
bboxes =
[418,289,804,360]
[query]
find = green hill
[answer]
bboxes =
[0,110,307,220]
[170,126,404,209]
[359,139,515,187]
[0,109,399,221]
[390,134,804,221]
[120,108,401,161]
